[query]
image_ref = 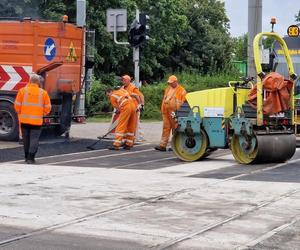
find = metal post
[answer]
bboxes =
[74,0,86,118]
[76,0,86,27]
[113,14,129,45]
[248,0,262,78]
[133,9,140,87]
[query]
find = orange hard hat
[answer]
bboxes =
[63,15,68,22]
[122,74,131,80]
[167,75,177,83]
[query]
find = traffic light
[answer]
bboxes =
[128,12,149,47]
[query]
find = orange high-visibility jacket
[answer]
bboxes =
[14,83,51,126]
[110,88,133,109]
[161,85,186,113]
[122,83,144,107]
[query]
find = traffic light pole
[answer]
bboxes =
[133,9,140,87]
[133,47,140,87]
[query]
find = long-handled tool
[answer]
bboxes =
[86,115,119,150]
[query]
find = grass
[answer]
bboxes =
[86,115,112,123]
[86,114,161,123]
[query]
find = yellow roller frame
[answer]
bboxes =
[253,32,296,126]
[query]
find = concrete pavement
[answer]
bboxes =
[70,121,163,143]
[1,122,300,249]
[0,146,300,249]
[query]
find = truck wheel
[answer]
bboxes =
[55,93,72,137]
[0,102,19,141]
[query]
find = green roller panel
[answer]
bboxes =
[203,118,226,147]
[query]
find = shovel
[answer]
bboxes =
[86,118,119,150]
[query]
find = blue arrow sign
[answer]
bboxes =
[44,38,56,61]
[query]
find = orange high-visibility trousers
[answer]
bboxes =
[159,110,177,148]
[113,102,137,148]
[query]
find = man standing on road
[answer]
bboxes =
[14,73,51,164]
[106,87,136,150]
[121,74,144,110]
[155,75,186,151]
[120,74,145,140]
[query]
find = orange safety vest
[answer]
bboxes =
[122,83,144,107]
[110,88,133,109]
[161,84,186,113]
[14,83,51,126]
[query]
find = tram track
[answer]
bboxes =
[1,155,300,247]
[236,214,300,250]
[150,186,300,250]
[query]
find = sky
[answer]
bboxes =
[223,0,299,37]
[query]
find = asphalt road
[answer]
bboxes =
[1,138,300,249]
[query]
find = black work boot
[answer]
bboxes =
[25,152,29,163]
[123,145,131,150]
[108,146,120,150]
[154,145,167,152]
[27,153,36,164]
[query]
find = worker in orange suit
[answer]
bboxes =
[120,74,145,140]
[14,73,51,164]
[155,75,186,151]
[121,74,144,111]
[106,87,137,150]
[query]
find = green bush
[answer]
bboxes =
[141,83,165,119]
[85,79,112,116]
[140,71,241,119]
[86,71,242,120]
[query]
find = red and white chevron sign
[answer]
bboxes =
[0,65,32,91]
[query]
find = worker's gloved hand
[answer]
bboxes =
[140,104,145,113]
[170,111,177,119]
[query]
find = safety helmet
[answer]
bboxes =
[167,75,177,83]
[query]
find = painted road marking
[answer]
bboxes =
[49,148,155,165]
[7,142,152,164]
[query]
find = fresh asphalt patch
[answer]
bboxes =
[0,225,144,250]
[54,149,182,169]
[0,226,32,242]
[0,138,110,163]
[237,161,300,183]
[36,145,231,170]
[188,149,300,183]
[188,163,274,179]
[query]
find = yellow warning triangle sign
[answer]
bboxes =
[66,41,77,62]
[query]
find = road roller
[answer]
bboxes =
[172,31,297,164]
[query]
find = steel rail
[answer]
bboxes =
[0,153,299,247]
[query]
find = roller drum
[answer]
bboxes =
[255,134,296,163]
[231,133,296,164]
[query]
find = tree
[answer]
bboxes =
[232,34,247,61]
[39,0,75,22]
[171,0,233,74]
[85,0,136,83]
[137,0,189,79]
[262,37,275,49]
[0,0,233,82]
[0,0,40,19]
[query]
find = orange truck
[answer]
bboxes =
[0,16,91,140]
